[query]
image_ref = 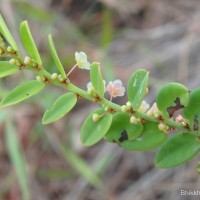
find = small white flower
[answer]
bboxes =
[75,51,90,70]
[138,100,150,112]
[87,80,106,91]
[106,79,125,97]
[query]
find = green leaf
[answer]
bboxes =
[81,108,112,146]
[104,112,143,143]
[6,122,30,200]
[0,61,19,78]
[48,34,66,78]
[20,21,42,65]
[120,122,167,151]
[42,92,77,124]
[90,62,105,97]
[156,82,189,119]
[0,15,19,50]
[0,80,45,107]
[155,133,200,168]
[128,69,149,110]
[183,87,200,131]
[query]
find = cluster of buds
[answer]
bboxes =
[147,102,162,119]
[130,116,141,124]
[121,101,132,112]
[158,123,170,133]
[175,114,188,127]
[6,45,16,54]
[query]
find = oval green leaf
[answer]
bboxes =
[183,87,200,131]
[20,21,42,65]
[120,122,167,151]
[0,80,45,107]
[105,112,143,143]
[90,62,104,97]
[42,92,77,124]
[0,15,19,51]
[155,133,200,168]
[48,34,66,78]
[156,82,189,119]
[128,69,149,110]
[0,61,19,78]
[81,108,112,146]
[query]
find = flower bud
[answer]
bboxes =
[9,58,16,65]
[36,75,43,82]
[104,107,109,112]
[126,101,132,110]
[121,105,127,112]
[138,100,150,112]
[24,56,31,65]
[92,113,100,122]
[175,114,184,123]
[58,74,64,82]
[7,46,13,53]
[158,123,169,133]
[130,116,139,124]
[51,73,58,80]
[126,101,131,107]
[87,87,95,95]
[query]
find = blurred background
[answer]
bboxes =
[0,0,200,199]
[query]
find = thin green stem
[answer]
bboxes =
[67,64,77,76]
[1,51,188,131]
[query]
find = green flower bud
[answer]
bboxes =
[51,73,58,80]
[24,56,32,65]
[92,113,100,122]
[7,46,13,53]
[36,75,43,82]
[10,58,16,65]
[121,105,127,112]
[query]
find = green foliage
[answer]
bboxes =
[0,15,19,51]
[90,62,105,97]
[128,69,149,110]
[156,82,189,119]
[155,133,200,168]
[183,87,200,131]
[0,80,45,107]
[81,108,112,146]
[20,21,42,65]
[6,122,30,200]
[120,122,167,151]
[1,15,200,173]
[48,34,66,78]
[105,112,143,142]
[0,61,19,78]
[42,92,77,124]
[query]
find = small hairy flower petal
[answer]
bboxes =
[138,100,150,112]
[75,51,90,70]
[87,80,106,92]
[107,79,125,97]
[87,82,93,90]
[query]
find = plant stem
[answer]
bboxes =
[2,52,187,131]
[67,64,77,76]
